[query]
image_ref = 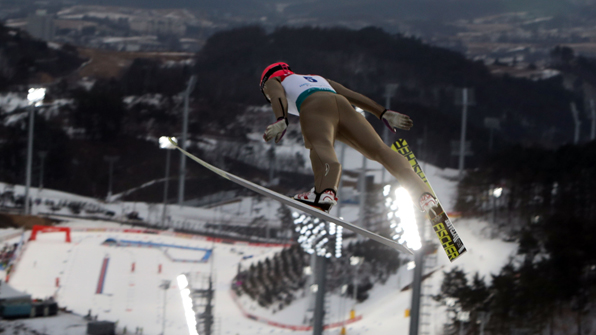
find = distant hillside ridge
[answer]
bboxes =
[0,24,85,89]
[73,0,581,20]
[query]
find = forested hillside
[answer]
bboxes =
[442,142,596,333]
[0,25,84,89]
[195,26,575,166]
[0,24,591,200]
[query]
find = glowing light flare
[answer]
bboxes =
[176,274,199,335]
[159,136,177,149]
[383,184,391,197]
[27,88,46,106]
[390,187,421,250]
[293,213,343,258]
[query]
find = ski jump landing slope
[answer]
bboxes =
[9,229,285,335]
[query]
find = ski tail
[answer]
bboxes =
[392,139,467,262]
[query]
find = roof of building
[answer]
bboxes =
[0,281,31,301]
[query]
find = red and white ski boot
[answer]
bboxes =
[419,192,446,222]
[293,188,338,212]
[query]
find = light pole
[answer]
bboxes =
[178,75,197,206]
[160,137,177,228]
[358,156,367,233]
[104,156,119,202]
[160,138,174,227]
[159,280,171,335]
[455,88,475,180]
[590,99,595,141]
[570,102,581,144]
[484,118,500,152]
[491,186,503,225]
[408,209,426,335]
[349,256,363,319]
[38,151,48,191]
[24,88,46,215]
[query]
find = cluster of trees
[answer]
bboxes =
[0,24,197,198]
[0,25,84,90]
[233,244,307,311]
[441,142,596,333]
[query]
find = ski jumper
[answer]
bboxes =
[262,74,433,202]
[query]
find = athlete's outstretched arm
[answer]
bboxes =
[262,77,290,143]
[327,79,413,132]
[262,77,289,120]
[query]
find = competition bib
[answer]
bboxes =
[280,74,336,116]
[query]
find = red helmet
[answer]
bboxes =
[260,62,293,102]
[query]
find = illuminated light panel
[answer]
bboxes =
[293,212,343,258]
[27,88,46,106]
[384,185,421,250]
[159,136,177,149]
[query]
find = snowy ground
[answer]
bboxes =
[0,312,88,335]
[0,136,459,232]
[1,152,517,335]
[8,228,284,335]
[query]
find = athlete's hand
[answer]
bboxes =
[381,109,413,132]
[263,118,288,143]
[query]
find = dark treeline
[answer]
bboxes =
[0,25,84,90]
[439,142,596,333]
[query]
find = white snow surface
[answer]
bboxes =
[2,155,517,335]
[0,312,88,335]
[0,93,29,113]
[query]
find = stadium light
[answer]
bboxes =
[176,274,198,335]
[384,184,421,250]
[159,136,177,149]
[27,88,46,107]
[159,137,177,227]
[24,87,47,215]
[293,212,343,258]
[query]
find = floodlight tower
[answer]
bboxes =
[159,137,177,227]
[178,75,197,206]
[24,87,46,215]
[292,213,343,335]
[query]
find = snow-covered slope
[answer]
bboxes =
[2,151,517,335]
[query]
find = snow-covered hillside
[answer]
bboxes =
[0,152,517,335]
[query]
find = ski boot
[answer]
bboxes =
[293,188,338,212]
[419,193,443,220]
[419,192,450,224]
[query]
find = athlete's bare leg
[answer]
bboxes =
[299,92,341,193]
